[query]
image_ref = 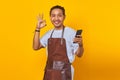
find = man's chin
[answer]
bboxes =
[54,24,61,28]
[55,25,61,27]
[53,23,63,28]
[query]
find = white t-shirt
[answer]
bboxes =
[40,26,79,63]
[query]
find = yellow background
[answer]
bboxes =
[0,0,120,80]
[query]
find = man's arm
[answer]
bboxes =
[33,14,46,50]
[75,44,84,57]
[74,35,84,57]
[33,29,44,50]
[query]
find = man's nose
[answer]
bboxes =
[54,16,59,20]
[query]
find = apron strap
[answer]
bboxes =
[61,27,65,45]
[50,26,65,45]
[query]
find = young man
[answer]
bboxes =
[33,5,84,80]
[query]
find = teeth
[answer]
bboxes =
[55,21,59,24]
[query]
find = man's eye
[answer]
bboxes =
[51,15,55,17]
[58,15,62,17]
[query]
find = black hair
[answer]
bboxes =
[50,5,65,16]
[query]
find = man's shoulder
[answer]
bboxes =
[65,26,76,32]
[45,29,53,34]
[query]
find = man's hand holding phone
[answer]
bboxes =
[73,30,83,47]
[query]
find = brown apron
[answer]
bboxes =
[43,27,72,80]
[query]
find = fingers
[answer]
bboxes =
[37,13,44,21]
[73,36,83,43]
[36,13,46,29]
[37,20,47,29]
[41,20,47,26]
[43,20,47,26]
[74,38,82,42]
[41,13,43,19]
[76,35,82,38]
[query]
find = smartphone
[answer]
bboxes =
[73,30,82,43]
[75,30,82,38]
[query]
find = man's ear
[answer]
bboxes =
[64,15,66,20]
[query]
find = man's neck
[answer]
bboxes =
[54,25,64,30]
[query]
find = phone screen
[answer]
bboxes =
[75,30,82,37]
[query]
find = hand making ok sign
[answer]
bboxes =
[36,13,46,29]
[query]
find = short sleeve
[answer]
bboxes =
[40,30,52,47]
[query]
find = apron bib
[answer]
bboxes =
[43,27,72,80]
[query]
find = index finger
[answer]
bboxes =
[41,13,43,19]
[38,13,43,20]
[76,35,82,38]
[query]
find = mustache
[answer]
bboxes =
[53,20,61,22]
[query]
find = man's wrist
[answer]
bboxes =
[35,28,40,32]
[79,44,83,47]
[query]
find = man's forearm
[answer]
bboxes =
[33,30,41,50]
[75,45,84,57]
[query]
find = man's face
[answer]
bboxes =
[50,8,65,28]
